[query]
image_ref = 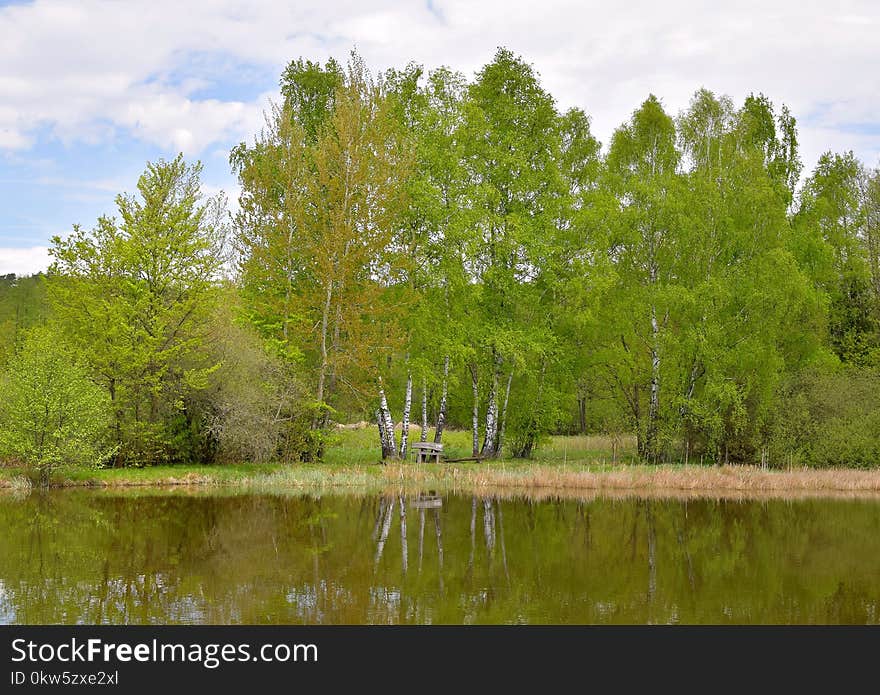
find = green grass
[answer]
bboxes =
[322,426,640,466]
[4,428,880,497]
[0,428,643,487]
[0,428,641,490]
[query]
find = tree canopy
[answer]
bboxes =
[3,47,880,469]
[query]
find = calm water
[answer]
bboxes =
[1,489,879,624]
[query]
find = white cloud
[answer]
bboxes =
[0,246,50,276]
[0,0,878,171]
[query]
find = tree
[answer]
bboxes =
[459,47,564,457]
[588,89,821,464]
[0,273,48,367]
[382,63,471,453]
[234,52,414,457]
[600,95,681,459]
[795,151,876,364]
[0,326,110,483]
[48,155,228,465]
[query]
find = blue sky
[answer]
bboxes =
[1,0,879,275]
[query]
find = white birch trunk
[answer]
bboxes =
[648,301,660,458]
[398,373,412,459]
[679,359,700,420]
[481,356,500,457]
[378,377,396,459]
[314,281,333,428]
[420,377,428,442]
[434,355,449,444]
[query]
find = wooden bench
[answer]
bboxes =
[411,441,443,464]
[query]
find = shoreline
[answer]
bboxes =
[4,462,880,501]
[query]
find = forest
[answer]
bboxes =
[1,47,879,479]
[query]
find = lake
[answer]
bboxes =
[1,489,879,624]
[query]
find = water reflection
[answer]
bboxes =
[1,489,879,624]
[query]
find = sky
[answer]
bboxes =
[1,0,879,275]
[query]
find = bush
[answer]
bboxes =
[0,326,110,483]
[192,308,313,464]
[769,366,880,468]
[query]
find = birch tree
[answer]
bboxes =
[601,96,681,459]
[461,48,562,457]
[234,53,413,456]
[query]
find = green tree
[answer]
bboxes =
[48,155,227,465]
[600,95,682,458]
[589,90,821,464]
[795,151,876,364]
[459,47,565,457]
[0,273,48,366]
[0,326,110,483]
[234,52,413,457]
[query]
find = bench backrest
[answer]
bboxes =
[412,442,443,452]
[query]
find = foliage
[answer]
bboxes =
[233,52,414,441]
[193,292,314,463]
[0,273,48,367]
[47,155,228,465]
[769,366,880,468]
[0,326,110,483]
[4,48,880,469]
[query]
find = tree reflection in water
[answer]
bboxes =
[1,490,880,624]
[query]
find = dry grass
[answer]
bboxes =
[378,463,880,500]
[4,433,880,502]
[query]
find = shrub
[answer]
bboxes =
[769,366,880,468]
[0,326,110,483]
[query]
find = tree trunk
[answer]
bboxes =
[376,408,386,460]
[647,302,660,459]
[481,352,501,458]
[633,383,644,458]
[324,302,343,427]
[470,363,479,457]
[497,371,513,455]
[578,396,587,434]
[679,359,700,421]
[420,376,428,442]
[314,281,333,429]
[434,355,449,444]
[399,373,412,459]
[512,361,545,459]
[378,377,396,459]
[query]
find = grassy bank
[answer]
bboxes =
[2,428,880,499]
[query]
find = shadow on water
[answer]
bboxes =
[1,488,880,624]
